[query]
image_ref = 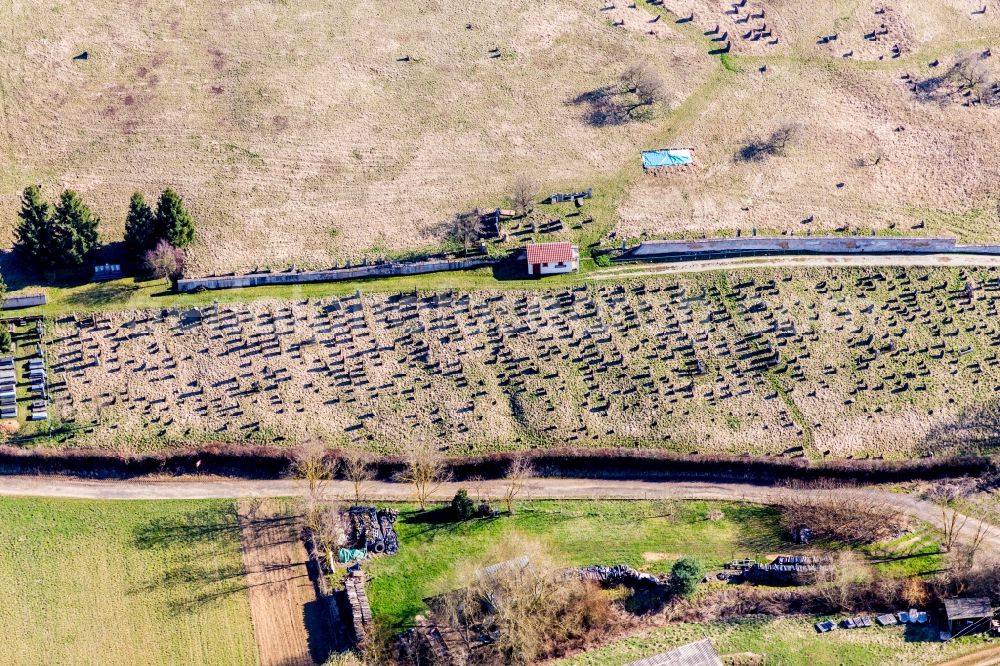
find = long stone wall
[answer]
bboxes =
[623,236,960,259]
[176,257,494,292]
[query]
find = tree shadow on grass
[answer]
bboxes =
[0,243,134,295]
[401,507,502,541]
[130,505,305,617]
[920,399,1000,457]
[735,514,794,556]
[132,505,298,550]
[132,505,243,549]
[903,622,941,643]
[64,281,143,308]
[567,86,632,128]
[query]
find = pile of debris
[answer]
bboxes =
[576,564,660,588]
[724,554,833,585]
[345,506,399,554]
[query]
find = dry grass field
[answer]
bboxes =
[617,54,1000,242]
[39,265,1000,459]
[653,0,1000,58]
[0,0,997,275]
[0,0,710,274]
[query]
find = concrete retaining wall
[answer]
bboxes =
[624,236,959,259]
[176,257,494,293]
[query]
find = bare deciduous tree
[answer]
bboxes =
[511,175,538,216]
[737,123,800,162]
[430,539,613,665]
[304,498,346,571]
[503,456,534,515]
[451,208,484,256]
[290,441,343,570]
[941,507,969,553]
[952,52,995,103]
[812,551,872,612]
[620,63,668,116]
[290,439,337,501]
[952,519,989,568]
[342,448,375,506]
[779,488,909,545]
[396,438,451,511]
[144,239,187,286]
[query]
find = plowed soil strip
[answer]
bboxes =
[237,500,330,666]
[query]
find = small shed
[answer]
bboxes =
[623,638,722,666]
[943,597,993,636]
[525,242,579,276]
[642,148,694,170]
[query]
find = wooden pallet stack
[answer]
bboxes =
[344,571,372,647]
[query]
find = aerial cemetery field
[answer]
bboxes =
[613,0,1000,243]
[618,57,1000,242]
[40,265,1000,460]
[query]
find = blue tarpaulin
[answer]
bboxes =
[642,148,693,168]
[339,548,368,563]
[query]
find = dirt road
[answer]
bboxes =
[2,475,998,554]
[592,253,1000,281]
[934,645,1000,666]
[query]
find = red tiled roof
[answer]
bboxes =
[526,242,574,264]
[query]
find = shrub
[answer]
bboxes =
[144,240,188,287]
[594,253,611,267]
[451,488,476,521]
[0,328,11,354]
[670,557,704,598]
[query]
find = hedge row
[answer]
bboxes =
[0,444,992,484]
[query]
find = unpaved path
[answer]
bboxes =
[934,645,1000,666]
[237,499,330,666]
[592,253,1000,280]
[3,475,998,555]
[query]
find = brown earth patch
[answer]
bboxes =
[237,499,331,666]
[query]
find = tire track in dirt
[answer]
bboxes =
[237,499,332,666]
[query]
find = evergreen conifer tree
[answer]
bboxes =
[14,185,54,268]
[124,192,156,255]
[51,190,100,267]
[154,189,194,248]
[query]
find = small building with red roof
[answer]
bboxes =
[525,242,579,276]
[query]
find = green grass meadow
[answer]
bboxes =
[554,616,991,666]
[366,500,795,631]
[0,497,257,666]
